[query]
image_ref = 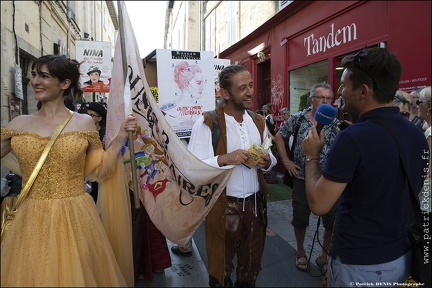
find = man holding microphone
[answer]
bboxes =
[303,47,428,286]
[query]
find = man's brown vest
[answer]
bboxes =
[202,106,269,285]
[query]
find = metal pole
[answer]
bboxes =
[118,1,140,209]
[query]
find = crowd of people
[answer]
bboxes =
[0,48,430,287]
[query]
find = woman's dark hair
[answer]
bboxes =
[342,47,401,103]
[31,55,83,105]
[218,64,249,91]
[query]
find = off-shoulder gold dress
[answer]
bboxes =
[1,128,133,287]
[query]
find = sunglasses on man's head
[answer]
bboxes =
[350,48,378,91]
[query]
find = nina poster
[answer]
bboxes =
[76,40,112,93]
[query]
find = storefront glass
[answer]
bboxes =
[288,60,328,113]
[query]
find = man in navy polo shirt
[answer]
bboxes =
[303,47,428,286]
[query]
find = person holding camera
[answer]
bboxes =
[303,48,428,286]
[275,82,338,274]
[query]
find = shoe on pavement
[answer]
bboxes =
[171,245,192,257]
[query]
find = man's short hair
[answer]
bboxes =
[309,82,333,97]
[218,65,248,91]
[280,107,289,114]
[342,47,401,103]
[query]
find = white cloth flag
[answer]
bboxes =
[106,1,233,245]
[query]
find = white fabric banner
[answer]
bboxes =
[105,1,233,245]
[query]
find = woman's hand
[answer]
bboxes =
[107,115,138,158]
[118,115,138,140]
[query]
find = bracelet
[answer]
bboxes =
[305,157,319,163]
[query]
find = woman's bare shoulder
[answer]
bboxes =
[68,112,96,131]
[5,114,37,130]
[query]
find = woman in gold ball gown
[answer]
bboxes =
[1,55,137,287]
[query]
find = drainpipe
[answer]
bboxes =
[67,1,70,55]
[199,1,202,50]
[100,1,103,41]
[184,2,187,49]
[93,1,97,41]
[39,1,43,55]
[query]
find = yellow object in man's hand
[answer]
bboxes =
[243,144,268,169]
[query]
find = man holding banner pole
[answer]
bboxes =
[187,65,276,287]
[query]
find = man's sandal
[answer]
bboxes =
[295,253,309,272]
[315,256,328,274]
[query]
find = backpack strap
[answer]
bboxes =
[247,110,264,143]
[209,110,220,152]
[203,107,226,154]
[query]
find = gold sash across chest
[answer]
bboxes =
[1,110,73,242]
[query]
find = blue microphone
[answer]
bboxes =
[314,104,336,134]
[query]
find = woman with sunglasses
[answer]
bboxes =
[417,86,431,212]
[417,86,431,131]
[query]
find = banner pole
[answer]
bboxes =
[118,1,140,209]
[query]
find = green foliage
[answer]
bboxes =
[150,87,158,104]
[298,92,310,111]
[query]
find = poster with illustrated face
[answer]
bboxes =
[76,41,112,93]
[156,49,215,138]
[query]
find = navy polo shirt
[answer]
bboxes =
[323,107,428,265]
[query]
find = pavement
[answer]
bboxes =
[136,176,326,287]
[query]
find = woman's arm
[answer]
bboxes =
[1,139,11,159]
[102,115,137,157]
[84,116,137,180]
[1,115,24,158]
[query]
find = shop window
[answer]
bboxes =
[288,60,328,113]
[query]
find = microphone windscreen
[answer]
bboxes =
[315,104,336,125]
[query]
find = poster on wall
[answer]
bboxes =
[9,97,21,120]
[14,65,23,100]
[156,49,215,138]
[76,40,112,93]
[214,58,230,98]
